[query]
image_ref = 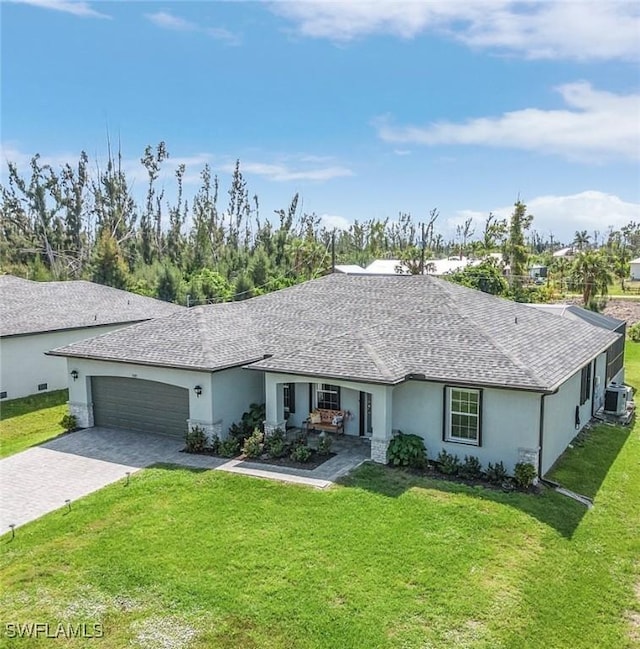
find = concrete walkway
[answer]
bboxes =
[0,427,370,531]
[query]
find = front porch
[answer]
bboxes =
[262,373,394,464]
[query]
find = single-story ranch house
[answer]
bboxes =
[50,274,624,476]
[0,275,183,400]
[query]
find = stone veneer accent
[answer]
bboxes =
[69,401,93,428]
[264,420,287,436]
[518,446,540,483]
[188,419,223,445]
[370,438,389,464]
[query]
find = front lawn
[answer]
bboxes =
[0,390,68,458]
[1,418,639,648]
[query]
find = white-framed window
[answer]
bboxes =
[316,383,340,410]
[445,387,481,445]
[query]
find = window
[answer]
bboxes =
[444,387,481,445]
[283,383,295,414]
[37,383,48,391]
[0,391,6,400]
[317,384,340,410]
[580,364,592,406]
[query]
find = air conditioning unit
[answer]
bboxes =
[604,385,633,415]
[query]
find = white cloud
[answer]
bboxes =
[376,82,640,162]
[10,0,110,18]
[271,1,640,61]
[319,214,351,231]
[453,191,640,242]
[220,161,354,182]
[146,11,195,31]
[145,10,241,44]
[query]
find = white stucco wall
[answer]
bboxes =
[0,324,133,400]
[392,381,540,473]
[541,362,595,475]
[66,357,215,429]
[211,367,265,437]
[630,262,640,281]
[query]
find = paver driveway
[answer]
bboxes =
[0,427,221,531]
[0,427,370,531]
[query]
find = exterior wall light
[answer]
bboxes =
[70,370,79,381]
[194,385,203,398]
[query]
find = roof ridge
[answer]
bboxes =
[437,280,546,386]
[359,333,396,381]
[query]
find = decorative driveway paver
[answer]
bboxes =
[0,427,371,531]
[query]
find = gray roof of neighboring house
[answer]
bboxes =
[526,303,625,332]
[49,274,620,392]
[0,275,184,337]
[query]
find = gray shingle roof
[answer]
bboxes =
[526,303,625,331]
[49,274,620,392]
[0,275,184,337]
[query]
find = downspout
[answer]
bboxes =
[538,386,560,478]
[590,358,597,418]
[538,393,547,478]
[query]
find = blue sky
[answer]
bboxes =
[2,0,639,243]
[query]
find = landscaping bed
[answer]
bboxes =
[182,402,336,470]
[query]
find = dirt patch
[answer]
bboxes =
[603,299,640,325]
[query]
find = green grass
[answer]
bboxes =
[0,390,68,458]
[1,430,639,648]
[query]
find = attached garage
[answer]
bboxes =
[91,376,189,438]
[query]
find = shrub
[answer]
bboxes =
[185,426,207,453]
[513,462,537,490]
[59,413,77,432]
[293,431,307,447]
[228,403,267,444]
[264,428,287,459]
[209,434,221,455]
[290,445,312,463]
[485,461,508,485]
[629,322,640,342]
[317,434,333,456]
[436,450,461,476]
[387,432,427,468]
[459,455,483,480]
[218,436,241,458]
[242,428,264,458]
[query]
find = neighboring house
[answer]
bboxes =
[363,257,480,276]
[333,264,368,275]
[50,274,622,477]
[0,275,184,400]
[552,247,575,259]
[529,264,548,280]
[629,258,640,280]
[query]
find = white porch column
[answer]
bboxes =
[264,373,286,434]
[370,385,393,463]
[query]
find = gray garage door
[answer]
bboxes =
[92,376,189,438]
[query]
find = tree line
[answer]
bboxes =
[1,142,638,308]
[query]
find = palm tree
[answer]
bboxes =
[551,257,571,295]
[572,251,613,306]
[573,230,591,252]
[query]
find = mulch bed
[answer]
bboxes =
[241,451,336,471]
[181,448,336,471]
[400,463,541,494]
